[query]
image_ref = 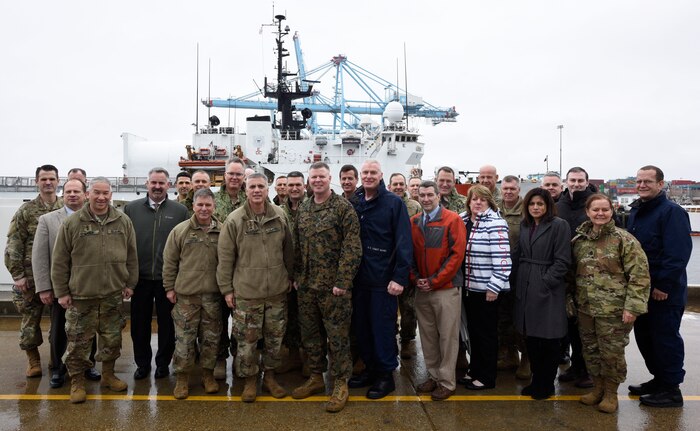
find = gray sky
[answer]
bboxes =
[1,0,698,181]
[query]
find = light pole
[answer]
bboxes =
[557,124,564,176]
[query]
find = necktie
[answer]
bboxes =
[153,203,160,211]
[424,214,430,228]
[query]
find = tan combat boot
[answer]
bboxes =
[262,370,287,398]
[292,373,325,399]
[70,373,86,404]
[241,375,258,403]
[275,348,302,374]
[580,376,605,406]
[326,379,349,413]
[202,369,219,394]
[515,352,532,380]
[598,379,619,413]
[213,358,227,380]
[25,348,42,377]
[173,373,189,400]
[101,360,127,392]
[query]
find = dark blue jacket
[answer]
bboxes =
[627,191,692,306]
[352,180,413,290]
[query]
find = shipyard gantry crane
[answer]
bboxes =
[203,15,458,136]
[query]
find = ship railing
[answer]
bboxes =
[0,176,151,193]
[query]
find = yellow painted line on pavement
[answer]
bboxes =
[1,394,699,402]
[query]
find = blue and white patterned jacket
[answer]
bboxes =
[460,207,511,294]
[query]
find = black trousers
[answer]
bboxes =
[465,291,499,387]
[567,316,587,374]
[50,299,96,370]
[130,279,175,368]
[526,336,560,392]
[634,300,685,387]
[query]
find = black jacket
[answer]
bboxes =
[124,196,188,280]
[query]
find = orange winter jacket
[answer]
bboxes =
[410,206,467,290]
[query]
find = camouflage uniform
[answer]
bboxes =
[440,188,467,215]
[65,293,126,373]
[217,201,294,378]
[572,219,650,383]
[399,193,422,342]
[213,185,247,358]
[182,189,194,216]
[4,195,63,350]
[52,204,139,377]
[295,191,362,380]
[233,293,287,376]
[163,216,223,373]
[497,198,524,352]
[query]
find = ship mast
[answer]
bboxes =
[263,14,313,138]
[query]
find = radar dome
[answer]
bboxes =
[383,101,404,123]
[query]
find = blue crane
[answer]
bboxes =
[204,17,458,135]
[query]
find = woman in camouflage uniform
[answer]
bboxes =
[572,194,650,413]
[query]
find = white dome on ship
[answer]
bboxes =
[383,101,404,123]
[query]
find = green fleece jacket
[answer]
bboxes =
[51,205,138,299]
[217,201,294,300]
[162,215,221,295]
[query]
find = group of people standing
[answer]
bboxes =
[4,160,691,414]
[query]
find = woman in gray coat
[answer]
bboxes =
[513,188,571,399]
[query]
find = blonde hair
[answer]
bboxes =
[465,184,498,215]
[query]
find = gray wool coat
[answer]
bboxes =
[513,216,571,339]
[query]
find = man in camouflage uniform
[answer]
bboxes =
[4,164,63,377]
[213,159,248,378]
[478,164,502,205]
[388,172,421,359]
[434,165,469,370]
[572,200,650,413]
[175,171,192,203]
[436,166,467,214]
[276,171,308,374]
[52,177,138,403]
[181,170,211,215]
[339,164,359,202]
[217,173,294,403]
[272,175,287,206]
[164,188,222,399]
[496,175,529,379]
[408,176,421,201]
[292,162,361,413]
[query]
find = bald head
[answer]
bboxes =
[478,165,498,193]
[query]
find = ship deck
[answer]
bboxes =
[0,307,698,431]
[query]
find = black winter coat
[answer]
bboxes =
[513,217,571,339]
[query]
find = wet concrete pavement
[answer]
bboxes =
[0,312,698,431]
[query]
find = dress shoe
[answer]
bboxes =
[521,384,534,396]
[628,379,659,396]
[464,379,495,391]
[557,367,580,382]
[84,367,101,381]
[50,371,66,389]
[575,374,594,388]
[416,379,437,393]
[431,384,454,401]
[367,374,395,399]
[531,385,555,400]
[457,374,472,385]
[348,371,375,389]
[154,366,170,379]
[133,366,151,380]
[640,387,684,408]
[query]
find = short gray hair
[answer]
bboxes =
[88,176,112,191]
[246,172,269,184]
[193,188,215,202]
[148,167,170,179]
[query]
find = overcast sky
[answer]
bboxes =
[1,0,698,182]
